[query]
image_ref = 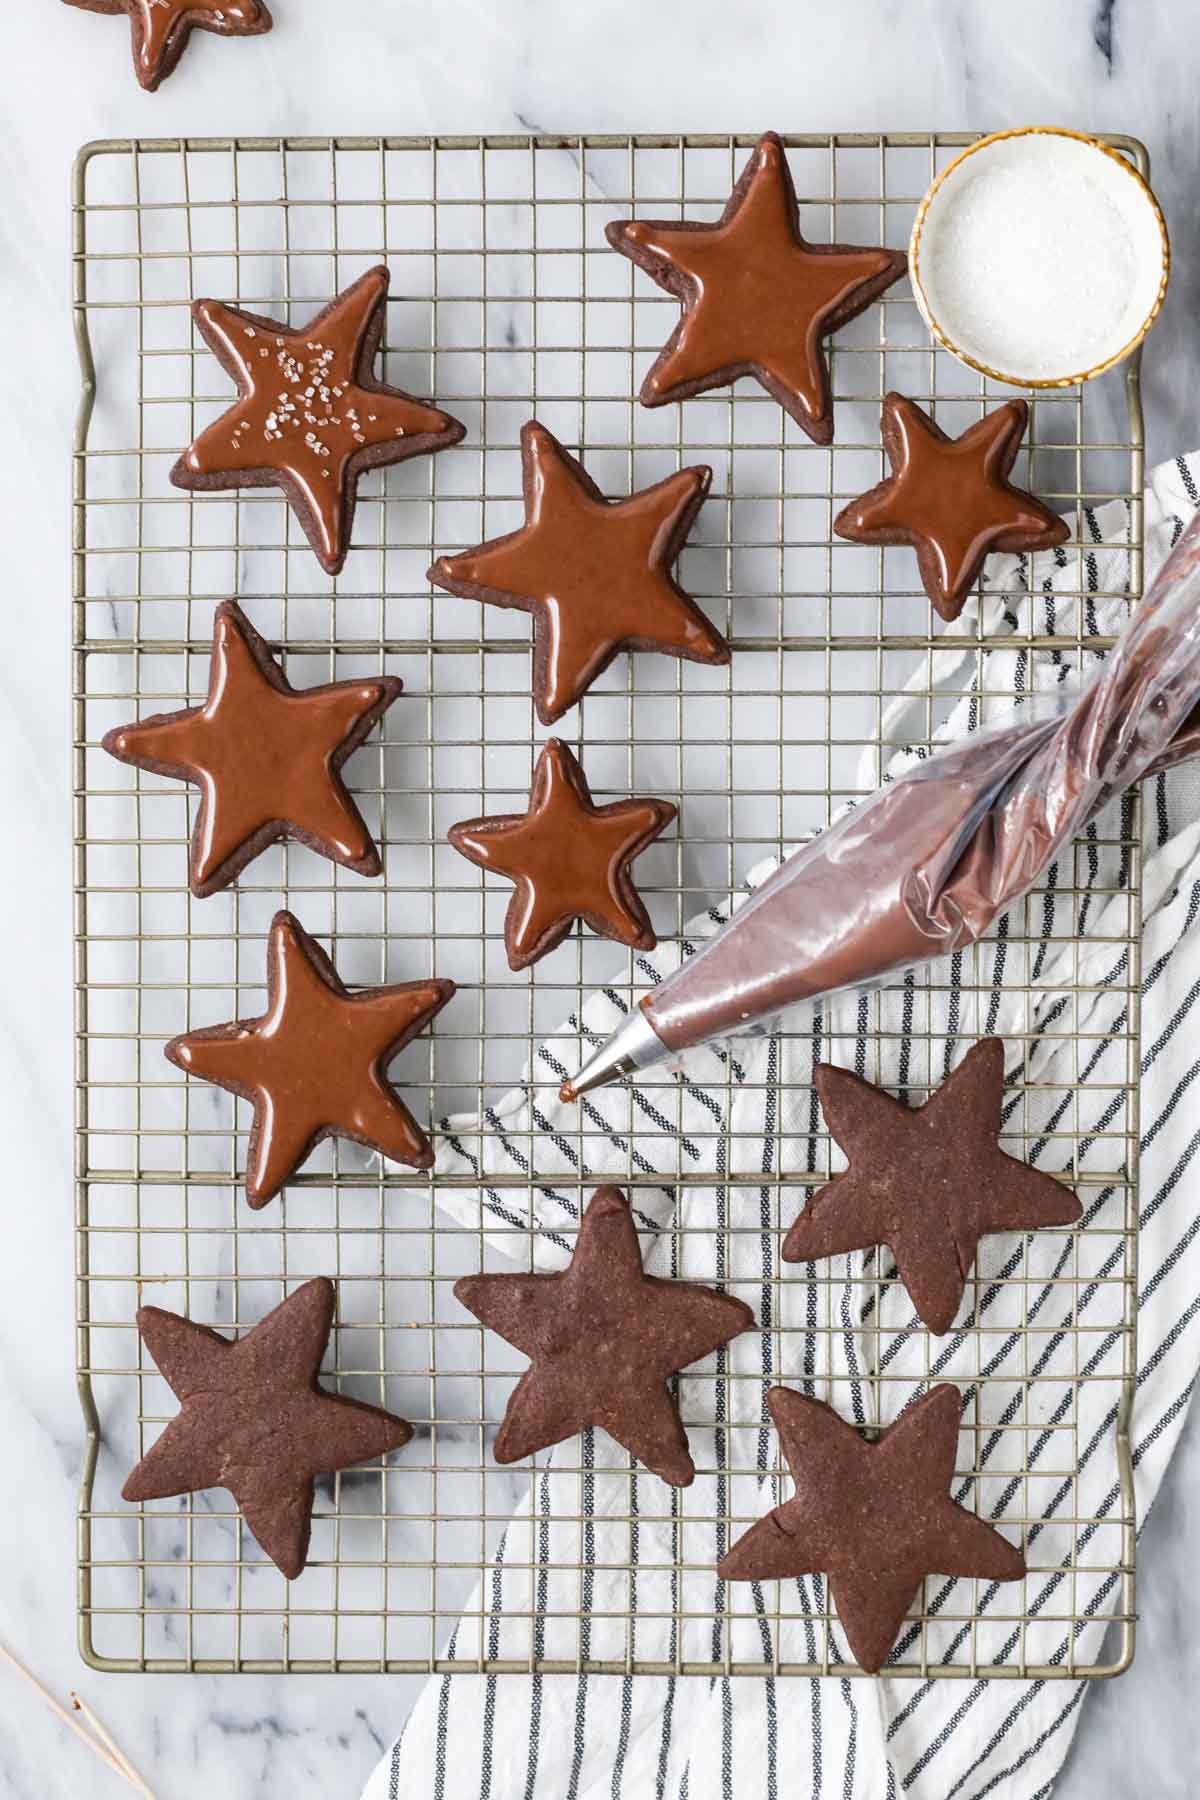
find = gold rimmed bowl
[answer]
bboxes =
[909,126,1169,388]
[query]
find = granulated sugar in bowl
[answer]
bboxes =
[909,127,1169,387]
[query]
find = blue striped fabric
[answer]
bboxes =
[364,454,1200,1800]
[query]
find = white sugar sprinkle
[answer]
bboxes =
[918,135,1162,382]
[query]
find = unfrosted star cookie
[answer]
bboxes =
[124,1278,411,1578]
[720,1384,1025,1672]
[455,1186,754,1486]
[172,265,464,575]
[783,1039,1081,1334]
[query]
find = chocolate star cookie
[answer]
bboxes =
[103,601,402,898]
[448,739,676,970]
[428,420,727,725]
[172,265,465,575]
[834,394,1070,621]
[606,132,906,442]
[783,1039,1081,1335]
[720,1384,1025,1672]
[63,0,272,93]
[123,1278,411,1578]
[166,911,453,1206]
[455,1186,755,1486]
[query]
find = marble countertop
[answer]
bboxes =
[4,1,1200,1795]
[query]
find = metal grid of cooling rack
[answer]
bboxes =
[73,133,1142,1679]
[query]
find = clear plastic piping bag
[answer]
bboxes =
[643,508,1200,1056]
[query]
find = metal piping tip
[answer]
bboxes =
[561,1009,670,1101]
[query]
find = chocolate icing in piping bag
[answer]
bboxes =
[565,511,1200,1100]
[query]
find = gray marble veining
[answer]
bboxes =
[3,1,1199,1795]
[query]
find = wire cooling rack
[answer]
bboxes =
[73,133,1143,1678]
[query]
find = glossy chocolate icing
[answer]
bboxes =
[429,420,727,725]
[102,600,402,897]
[165,911,454,1206]
[641,505,1200,1061]
[448,739,677,970]
[172,266,465,575]
[605,132,906,443]
[455,1186,754,1486]
[719,1385,1025,1672]
[63,0,272,92]
[783,1040,1080,1335]
[835,394,1071,621]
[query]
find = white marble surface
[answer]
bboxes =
[4,1,1200,1795]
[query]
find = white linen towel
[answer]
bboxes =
[365,452,1200,1800]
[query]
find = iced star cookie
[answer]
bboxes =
[172,265,465,575]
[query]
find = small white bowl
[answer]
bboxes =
[909,127,1169,388]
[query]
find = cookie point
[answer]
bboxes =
[587,1185,629,1218]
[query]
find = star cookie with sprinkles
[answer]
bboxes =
[124,1278,413,1578]
[103,601,403,898]
[448,739,677,970]
[166,911,454,1206]
[782,1039,1081,1335]
[455,1186,755,1487]
[429,420,727,724]
[605,131,906,443]
[834,393,1070,621]
[172,265,465,575]
[719,1384,1025,1672]
[63,0,273,93]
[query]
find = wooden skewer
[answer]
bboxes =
[71,1692,157,1799]
[0,1641,148,1794]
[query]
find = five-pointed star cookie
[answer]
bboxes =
[428,420,727,725]
[606,131,907,443]
[782,1039,1081,1335]
[123,1278,412,1578]
[63,0,272,92]
[448,739,676,971]
[166,911,454,1206]
[834,393,1070,621]
[172,265,465,575]
[455,1186,755,1486]
[103,601,402,898]
[719,1384,1025,1672]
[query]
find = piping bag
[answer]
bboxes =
[565,508,1200,1100]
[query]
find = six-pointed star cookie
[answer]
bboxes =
[455,1186,755,1486]
[123,1278,412,1577]
[783,1039,1081,1335]
[102,601,402,898]
[448,739,676,970]
[172,265,465,575]
[166,911,454,1206]
[429,420,727,724]
[719,1384,1025,1672]
[834,393,1070,621]
[606,132,906,442]
[63,0,272,92]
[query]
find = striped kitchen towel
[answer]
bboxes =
[364,452,1200,1800]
